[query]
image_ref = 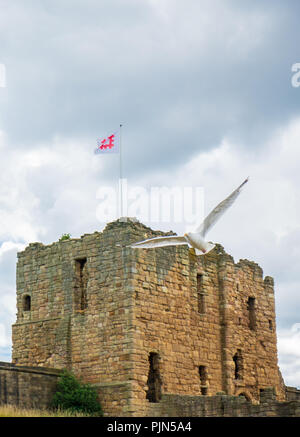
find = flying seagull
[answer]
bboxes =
[129,177,249,256]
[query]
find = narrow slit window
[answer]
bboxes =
[146,352,162,403]
[199,365,208,395]
[247,297,256,331]
[23,295,31,312]
[197,274,205,314]
[75,258,88,310]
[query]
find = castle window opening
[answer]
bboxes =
[199,365,208,395]
[197,274,205,314]
[23,295,31,312]
[247,297,256,331]
[75,258,88,310]
[146,352,162,403]
[233,350,243,380]
[269,319,273,331]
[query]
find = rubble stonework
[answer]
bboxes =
[10,218,294,416]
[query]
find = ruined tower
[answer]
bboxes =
[11,218,286,416]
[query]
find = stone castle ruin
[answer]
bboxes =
[1,218,300,416]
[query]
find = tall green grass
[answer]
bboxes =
[0,404,88,417]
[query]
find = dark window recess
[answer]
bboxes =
[197,274,205,314]
[269,319,273,331]
[75,258,88,310]
[247,297,256,330]
[199,365,208,395]
[233,350,243,380]
[146,353,162,403]
[23,295,31,312]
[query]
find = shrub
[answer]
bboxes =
[52,370,103,416]
[59,233,71,241]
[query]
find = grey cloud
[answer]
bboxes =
[1,0,300,181]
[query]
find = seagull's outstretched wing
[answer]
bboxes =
[130,235,188,249]
[196,177,249,237]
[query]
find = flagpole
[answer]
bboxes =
[119,123,123,218]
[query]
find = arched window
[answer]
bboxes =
[23,295,31,312]
[238,392,251,402]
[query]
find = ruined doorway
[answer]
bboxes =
[146,352,162,403]
[233,349,243,380]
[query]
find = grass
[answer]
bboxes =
[0,404,88,417]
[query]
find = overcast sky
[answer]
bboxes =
[1,0,300,388]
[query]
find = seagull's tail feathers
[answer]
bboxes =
[193,242,215,256]
[194,248,204,256]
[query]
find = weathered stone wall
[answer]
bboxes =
[95,381,132,416]
[146,388,300,417]
[215,254,286,401]
[129,242,223,415]
[129,232,285,414]
[12,220,173,415]
[0,362,60,409]
[11,218,287,416]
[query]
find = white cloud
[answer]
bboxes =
[278,326,300,388]
[0,323,8,348]
[0,241,26,258]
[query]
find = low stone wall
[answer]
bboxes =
[146,388,300,417]
[0,361,61,410]
[1,363,300,417]
[286,386,300,401]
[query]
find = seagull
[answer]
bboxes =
[129,177,249,256]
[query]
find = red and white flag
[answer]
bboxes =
[94,131,119,154]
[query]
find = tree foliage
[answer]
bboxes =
[52,370,103,416]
